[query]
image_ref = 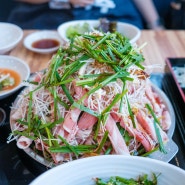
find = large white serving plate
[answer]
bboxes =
[57,20,141,44]
[30,155,185,185]
[9,80,178,168]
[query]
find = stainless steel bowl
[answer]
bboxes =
[9,82,178,168]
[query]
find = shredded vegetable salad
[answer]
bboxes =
[95,173,159,185]
[66,19,117,39]
[9,31,172,165]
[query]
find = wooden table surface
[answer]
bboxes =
[9,30,185,73]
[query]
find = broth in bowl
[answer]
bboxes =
[0,55,30,99]
[0,68,21,92]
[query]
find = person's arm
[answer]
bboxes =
[69,0,94,7]
[16,0,50,4]
[16,0,94,6]
[16,0,94,5]
[132,0,164,30]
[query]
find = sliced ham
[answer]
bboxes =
[136,110,168,143]
[62,108,81,142]
[161,110,171,131]
[17,136,32,149]
[119,119,155,152]
[105,115,130,155]
[63,108,81,133]
[136,110,157,141]
[111,112,155,152]
[78,112,98,129]
[145,82,161,113]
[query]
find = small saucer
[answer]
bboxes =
[24,31,62,54]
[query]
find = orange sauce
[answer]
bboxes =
[32,39,60,49]
[0,68,21,91]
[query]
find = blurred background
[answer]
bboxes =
[0,0,185,30]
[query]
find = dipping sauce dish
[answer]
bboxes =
[24,31,62,54]
[31,38,60,50]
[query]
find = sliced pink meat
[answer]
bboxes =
[105,115,130,155]
[63,108,81,133]
[78,112,98,129]
[17,136,32,149]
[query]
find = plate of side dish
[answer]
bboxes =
[57,19,141,44]
[30,155,185,185]
[0,55,30,99]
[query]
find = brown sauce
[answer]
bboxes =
[32,39,60,49]
[0,68,21,91]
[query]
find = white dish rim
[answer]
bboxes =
[30,155,185,185]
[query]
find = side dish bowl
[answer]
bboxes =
[0,55,30,99]
[0,22,23,54]
[30,155,185,185]
[57,20,141,44]
[24,31,62,54]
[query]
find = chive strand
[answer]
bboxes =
[146,103,167,153]
[126,95,136,128]
[96,131,109,154]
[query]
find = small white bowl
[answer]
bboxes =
[0,22,23,54]
[57,20,141,44]
[30,155,185,185]
[24,31,62,54]
[0,55,30,99]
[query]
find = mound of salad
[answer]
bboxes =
[9,31,171,165]
[95,173,159,185]
[66,18,117,39]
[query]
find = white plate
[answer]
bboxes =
[0,55,30,99]
[57,20,141,44]
[30,155,185,185]
[24,31,62,54]
[0,22,23,54]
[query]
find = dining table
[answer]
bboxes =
[0,29,185,184]
[8,30,185,73]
